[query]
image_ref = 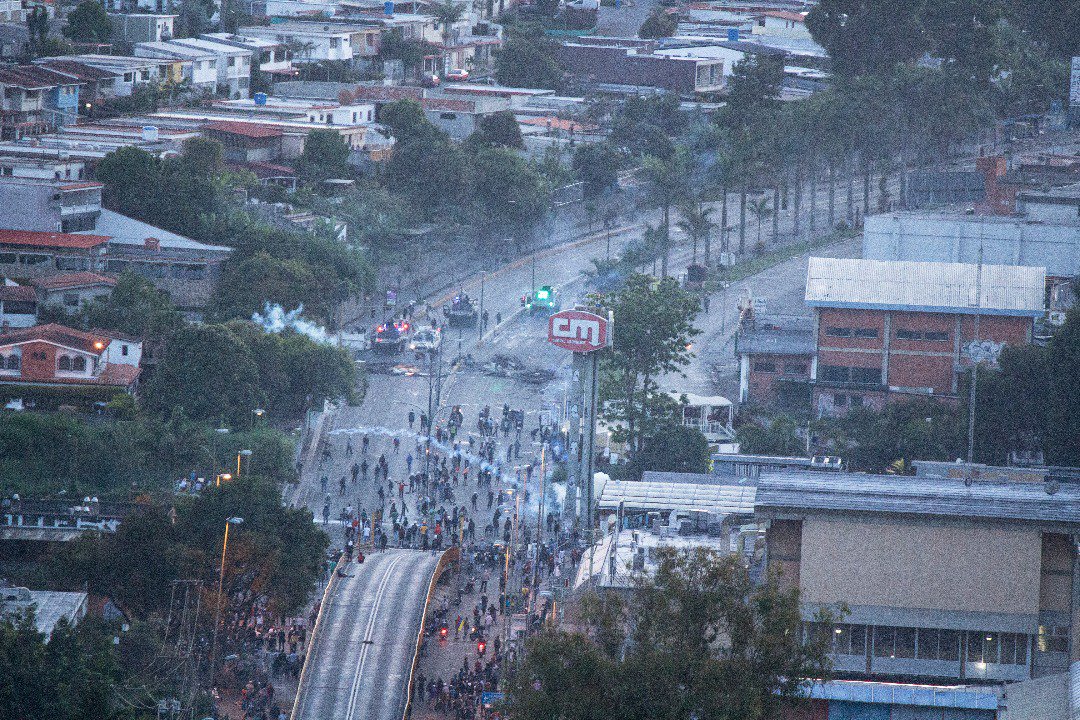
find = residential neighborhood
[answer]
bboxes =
[0,0,1078,719]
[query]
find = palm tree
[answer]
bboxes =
[749,197,772,253]
[431,0,465,76]
[676,200,713,266]
[642,150,689,277]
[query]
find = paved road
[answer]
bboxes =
[293,549,440,720]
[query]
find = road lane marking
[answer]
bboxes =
[345,552,405,720]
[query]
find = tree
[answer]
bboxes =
[143,322,264,424]
[68,271,183,345]
[467,147,550,243]
[378,27,426,77]
[635,423,710,475]
[469,110,525,149]
[95,147,162,220]
[0,613,123,720]
[676,199,713,265]
[638,7,676,39]
[748,196,772,251]
[385,135,466,214]
[297,129,352,181]
[641,150,691,276]
[573,142,621,199]
[211,251,324,322]
[598,274,700,455]
[806,0,929,78]
[430,0,465,74]
[379,98,442,141]
[494,27,564,89]
[62,0,112,43]
[507,547,832,720]
[25,6,49,59]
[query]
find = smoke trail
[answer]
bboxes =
[252,303,331,344]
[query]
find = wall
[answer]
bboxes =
[863,213,1080,278]
[997,671,1069,720]
[744,351,811,403]
[0,183,58,231]
[799,516,1042,628]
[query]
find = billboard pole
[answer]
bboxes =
[546,307,613,586]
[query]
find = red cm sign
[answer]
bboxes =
[547,309,610,353]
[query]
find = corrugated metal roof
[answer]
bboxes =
[598,477,756,515]
[755,470,1080,524]
[805,257,1045,316]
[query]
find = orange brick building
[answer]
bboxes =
[805,258,1045,415]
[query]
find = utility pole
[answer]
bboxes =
[478,271,486,342]
[965,245,983,481]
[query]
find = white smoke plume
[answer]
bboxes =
[252,303,331,344]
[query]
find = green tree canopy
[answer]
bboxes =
[379,99,443,141]
[494,26,565,89]
[468,110,525,149]
[298,128,352,181]
[62,1,112,43]
[597,274,700,454]
[466,147,550,239]
[506,547,831,720]
[573,142,621,199]
[638,7,677,38]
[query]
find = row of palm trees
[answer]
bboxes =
[636,64,996,277]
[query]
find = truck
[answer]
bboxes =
[409,326,442,354]
[521,285,559,316]
[372,319,411,353]
[444,292,479,327]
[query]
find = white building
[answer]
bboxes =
[201,32,294,76]
[0,0,25,21]
[169,37,253,97]
[212,96,375,124]
[109,13,176,43]
[750,10,812,40]
[134,41,220,93]
[238,23,357,64]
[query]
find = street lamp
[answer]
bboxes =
[215,473,232,488]
[210,516,244,688]
[236,449,252,478]
[211,427,230,478]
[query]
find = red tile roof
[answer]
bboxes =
[58,181,104,191]
[0,230,109,250]
[33,272,117,291]
[36,59,120,82]
[205,120,284,138]
[0,65,85,89]
[0,323,112,355]
[760,10,806,22]
[422,97,475,112]
[0,285,36,303]
[519,116,599,133]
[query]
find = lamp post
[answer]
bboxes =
[210,516,243,689]
[236,449,252,478]
[211,427,229,478]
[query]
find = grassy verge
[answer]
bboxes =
[706,227,858,289]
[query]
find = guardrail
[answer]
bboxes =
[402,545,459,720]
[289,550,346,720]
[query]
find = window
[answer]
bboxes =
[1000,633,1028,665]
[831,624,866,655]
[1038,625,1069,653]
[752,361,776,373]
[0,253,15,264]
[58,355,72,371]
[894,627,916,658]
[3,353,19,370]
[19,253,50,266]
[440,112,458,120]
[967,631,999,664]
[7,301,34,314]
[826,326,878,339]
[917,628,939,659]
[873,627,895,657]
[228,56,236,67]
[72,356,86,372]
[783,363,807,375]
[939,630,961,661]
[62,292,79,307]
[820,365,880,386]
[896,329,949,342]
[124,72,135,83]
[121,345,129,357]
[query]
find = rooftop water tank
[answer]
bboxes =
[384,0,394,14]
[142,125,159,141]
[254,92,268,105]
[727,27,739,42]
